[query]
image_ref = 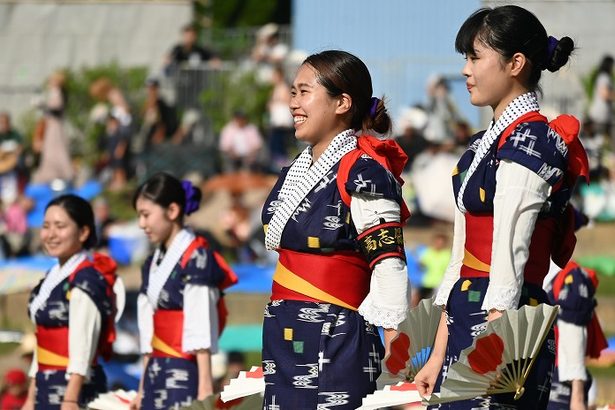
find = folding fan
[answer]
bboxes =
[357,381,423,409]
[380,297,441,386]
[220,366,265,402]
[87,389,137,410]
[427,303,558,405]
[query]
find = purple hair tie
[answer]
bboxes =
[181,180,200,215]
[546,36,559,62]
[369,97,380,119]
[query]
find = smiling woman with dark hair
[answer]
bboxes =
[260,50,411,409]
[24,194,116,410]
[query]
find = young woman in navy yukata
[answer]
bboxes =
[130,172,237,410]
[24,195,117,410]
[414,5,589,409]
[261,49,411,409]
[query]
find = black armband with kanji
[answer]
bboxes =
[357,221,406,269]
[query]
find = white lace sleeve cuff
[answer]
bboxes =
[137,293,154,354]
[183,284,219,354]
[433,279,455,309]
[358,258,408,329]
[481,284,521,312]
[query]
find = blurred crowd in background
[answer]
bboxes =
[3,18,612,264]
[1,2,615,406]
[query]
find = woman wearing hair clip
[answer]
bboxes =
[414,5,589,409]
[261,49,411,409]
[23,194,117,410]
[130,172,237,410]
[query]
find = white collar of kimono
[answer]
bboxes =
[456,92,540,213]
[146,228,195,307]
[29,250,87,321]
[265,129,357,250]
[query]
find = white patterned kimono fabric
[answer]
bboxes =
[265,129,357,250]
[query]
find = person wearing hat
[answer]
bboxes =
[0,368,28,409]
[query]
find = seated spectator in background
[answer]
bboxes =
[0,368,28,410]
[101,113,130,190]
[93,197,115,249]
[452,120,472,149]
[219,110,263,172]
[171,109,203,145]
[251,23,289,83]
[0,112,22,198]
[424,75,461,145]
[580,117,609,181]
[394,106,429,171]
[142,77,179,147]
[32,71,74,184]
[164,23,220,76]
[0,194,31,258]
[267,65,294,169]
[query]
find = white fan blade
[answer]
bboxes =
[220,366,265,402]
[358,382,423,409]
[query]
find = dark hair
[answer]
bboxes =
[46,194,97,249]
[302,50,391,134]
[182,23,197,33]
[455,5,574,91]
[597,55,614,74]
[133,172,202,218]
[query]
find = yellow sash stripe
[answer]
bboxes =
[152,335,183,358]
[273,262,357,311]
[463,249,491,273]
[37,346,69,367]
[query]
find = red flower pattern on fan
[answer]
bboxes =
[467,333,504,374]
[386,332,411,375]
[246,367,263,378]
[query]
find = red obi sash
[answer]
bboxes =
[36,325,99,371]
[460,212,555,286]
[152,309,196,361]
[270,249,371,311]
[36,326,70,371]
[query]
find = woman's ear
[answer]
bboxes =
[335,93,352,115]
[78,225,91,246]
[166,202,182,222]
[509,52,528,78]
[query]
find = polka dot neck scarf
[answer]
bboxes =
[456,92,540,213]
[265,129,357,250]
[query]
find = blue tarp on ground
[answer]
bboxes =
[0,247,428,295]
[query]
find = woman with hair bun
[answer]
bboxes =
[414,5,588,409]
[130,172,237,410]
[261,49,411,409]
[23,194,118,410]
